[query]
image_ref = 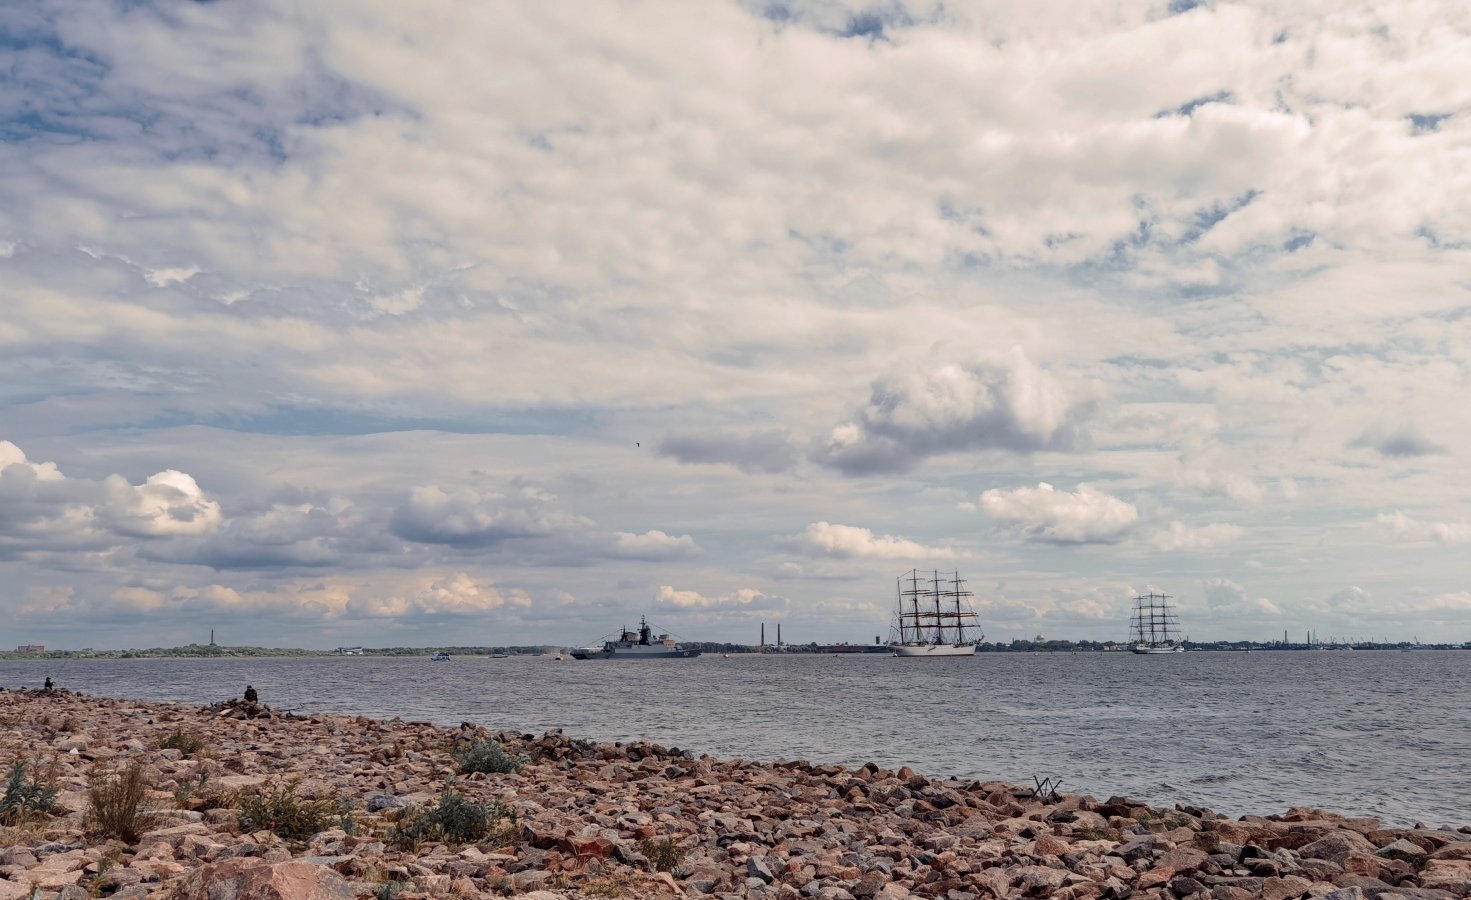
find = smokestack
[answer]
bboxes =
[761,623,765,647]
[777,623,781,646]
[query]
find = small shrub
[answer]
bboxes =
[157,729,205,758]
[453,739,526,775]
[237,779,341,840]
[387,783,515,848]
[86,764,159,842]
[0,762,58,826]
[173,771,217,809]
[639,837,683,873]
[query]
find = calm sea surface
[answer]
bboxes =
[3,651,1466,827]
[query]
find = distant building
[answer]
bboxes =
[15,645,44,653]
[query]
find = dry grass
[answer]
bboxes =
[86,763,160,843]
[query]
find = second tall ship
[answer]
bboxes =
[889,569,983,657]
[1130,591,1184,654]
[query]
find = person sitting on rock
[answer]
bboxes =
[244,684,258,703]
[44,677,54,691]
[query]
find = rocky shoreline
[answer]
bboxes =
[1,689,1468,900]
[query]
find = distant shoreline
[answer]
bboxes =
[3,638,1469,661]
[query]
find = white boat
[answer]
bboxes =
[431,651,451,661]
[1130,592,1184,654]
[570,617,702,660]
[888,569,982,658]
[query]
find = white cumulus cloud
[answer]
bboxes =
[611,530,702,560]
[784,522,962,560]
[980,483,1138,544]
[654,585,788,614]
[1376,511,1471,545]
[815,349,1090,475]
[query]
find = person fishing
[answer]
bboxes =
[243,685,258,703]
[43,677,53,691]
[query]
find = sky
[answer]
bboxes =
[2,0,1470,650]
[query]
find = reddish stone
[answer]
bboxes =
[180,859,354,900]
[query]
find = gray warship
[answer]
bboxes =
[570,617,701,659]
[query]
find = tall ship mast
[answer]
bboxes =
[889,569,983,658]
[1130,591,1184,654]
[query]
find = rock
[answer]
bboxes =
[1419,861,1471,897]
[365,794,407,812]
[1162,849,1211,876]
[57,886,89,900]
[1119,837,1160,863]
[1262,875,1314,900]
[1382,842,1432,860]
[1324,888,1365,900]
[1172,877,1207,896]
[1036,834,1071,857]
[507,869,549,892]
[1333,875,1396,897]
[180,858,355,900]
[1345,855,1386,879]
[749,856,777,883]
[1139,868,1178,891]
[111,887,151,900]
[1305,836,1382,866]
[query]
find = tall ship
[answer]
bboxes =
[889,569,983,657]
[1130,591,1184,654]
[570,617,702,660]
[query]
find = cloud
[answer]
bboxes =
[102,470,223,537]
[1328,586,1372,608]
[1150,521,1244,551]
[1202,578,1281,615]
[139,502,344,569]
[653,585,788,614]
[0,441,221,554]
[1376,511,1471,545]
[782,522,962,559]
[144,266,200,287]
[658,429,800,474]
[610,530,702,560]
[814,349,1090,475]
[979,483,1138,544]
[1350,424,1447,458]
[0,442,64,482]
[389,485,582,547]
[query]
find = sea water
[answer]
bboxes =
[3,650,1465,827]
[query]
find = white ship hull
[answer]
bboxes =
[891,643,977,657]
[1131,643,1183,654]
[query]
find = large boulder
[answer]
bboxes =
[1304,834,1381,865]
[1419,861,1471,898]
[180,858,355,900]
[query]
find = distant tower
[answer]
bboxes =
[210,629,215,646]
[777,623,781,647]
[761,623,765,647]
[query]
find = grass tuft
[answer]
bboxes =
[156,729,206,758]
[387,782,515,848]
[86,764,159,842]
[452,739,526,775]
[639,837,683,873]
